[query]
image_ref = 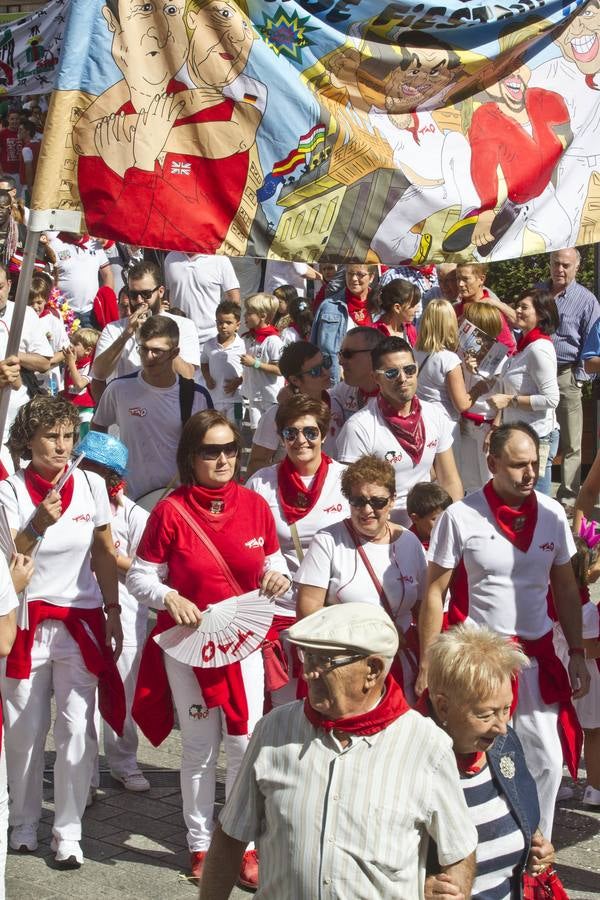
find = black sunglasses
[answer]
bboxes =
[299,354,333,377]
[195,442,239,460]
[281,426,321,443]
[375,365,418,380]
[338,348,371,360]
[129,286,160,300]
[348,495,392,510]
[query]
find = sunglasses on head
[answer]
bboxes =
[195,442,239,460]
[375,364,417,380]
[348,494,392,510]
[338,348,371,360]
[129,286,160,301]
[281,426,321,443]
[300,354,333,377]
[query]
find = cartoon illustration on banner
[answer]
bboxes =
[33,0,600,264]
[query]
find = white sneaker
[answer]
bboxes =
[111,771,150,792]
[50,837,83,868]
[86,787,97,808]
[556,784,575,801]
[9,824,38,852]
[583,785,600,806]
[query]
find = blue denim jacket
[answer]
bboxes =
[310,287,348,384]
[486,726,540,898]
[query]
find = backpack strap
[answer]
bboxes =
[178,376,196,426]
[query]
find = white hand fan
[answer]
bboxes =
[153,589,274,667]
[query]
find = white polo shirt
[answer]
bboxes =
[92,372,211,500]
[429,489,576,639]
[246,460,349,613]
[92,312,200,382]
[336,397,454,523]
[0,302,53,438]
[0,553,18,617]
[200,334,244,407]
[46,233,110,313]
[164,253,239,346]
[0,468,110,609]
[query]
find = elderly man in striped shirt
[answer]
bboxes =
[199,603,477,899]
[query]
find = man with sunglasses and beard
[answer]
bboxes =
[91,261,200,401]
[91,316,211,501]
[329,326,383,433]
[337,336,462,526]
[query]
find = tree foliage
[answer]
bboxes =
[486,246,597,303]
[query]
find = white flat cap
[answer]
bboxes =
[287,602,399,657]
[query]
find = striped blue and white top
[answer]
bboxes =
[461,763,526,900]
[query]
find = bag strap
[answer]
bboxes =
[289,522,304,563]
[342,519,394,620]
[167,497,244,596]
[178,376,196,426]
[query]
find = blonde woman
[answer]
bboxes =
[415,299,486,445]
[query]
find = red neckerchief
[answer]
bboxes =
[182,480,239,528]
[358,385,379,409]
[23,464,74,513]
[277,454,331,525]
[345,288,372,326]
[108,480,126,499]
[409,522,429,550]
[377,394,425,465]
[303,675,409,735]
[58,231,90,249]
[246,325,280,345]
[455,751,486,775]
[516,326,552,353]
[0,460,7,481]
[482,480,537,553]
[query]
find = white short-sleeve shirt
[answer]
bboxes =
[0,553,18,617]
[110,496,149,640]
[164,253,239,346]
[429,489,576,639]
[0,468,110,608]
[296,519,427,632]
[200,334,244,407]
[0,302,53,438]
[415,349,462,421]
[243,333,284,406]
[336,397,454,523]
[47,234,110,313]
[92,312,200,381]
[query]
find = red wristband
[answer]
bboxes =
[568,647,584,657]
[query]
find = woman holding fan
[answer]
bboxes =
[246,394,349,704]
[127,410,289,889]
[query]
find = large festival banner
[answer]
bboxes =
[33,0,600,265]
[0,0,65,97]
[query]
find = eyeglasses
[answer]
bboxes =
[136,343,172,357]
[299,354,333,377]
[281,425,321,443]
[129,286,160,301]
[297,648,367,672]
[375,365,418,380]
[338,348,371,360]
[195,442,239,460]
[347,271,370,280]
[348,494,392,510]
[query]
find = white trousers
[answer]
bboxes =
[1,621,98,841]
[458,419,492,495]
[512,662,562,839]
[164,650,264,852]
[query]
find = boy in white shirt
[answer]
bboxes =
[241,293,283,428]
[200,300,244,426]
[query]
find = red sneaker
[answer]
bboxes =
[238,848,259,890]
[190,850,207,882]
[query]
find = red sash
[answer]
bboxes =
[277,454,331,525]
[303,674,409,735]
[483,480,537,553]
[6,601,125,735]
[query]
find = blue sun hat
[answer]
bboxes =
[75,431,128,477]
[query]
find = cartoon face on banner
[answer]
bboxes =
[33,0,600,264]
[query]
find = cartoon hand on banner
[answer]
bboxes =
[95,111,136,179]
[131,93,185,173]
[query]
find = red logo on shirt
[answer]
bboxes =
[385,450,403,464]
[324,503,343,513]
[539,542,555,551]
[72,513,91,522]
[129,407,147,417]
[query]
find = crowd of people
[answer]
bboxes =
[0,90,598,897]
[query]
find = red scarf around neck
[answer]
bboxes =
[483,480,538,553]
[455,751,486,775]
[58,231,90,249]
[377,394,425,465]
[247,325,280,345]
[516,326,552,354]
[303,675,409,735]
[23,464,74,513]
[345,288,373,326]
[277,453,331,525]
[181,480,239,528]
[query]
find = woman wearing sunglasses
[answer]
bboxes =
[295,455,427,702]
[127,410,290,889]
[247,395,349,704]
[245,341,336,479]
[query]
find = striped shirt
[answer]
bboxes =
[461,763,525,900]
[543,279,600,379]
[220,703,477,899]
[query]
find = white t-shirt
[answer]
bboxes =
[200,334,244,407]
[92,312,200,382]
[251,394,341,458]
[46,233,110,313]
[279,326,301,348]
[499,340,559,437]
[0,302,53,438]
[242,333,284,406]
[264,261,309,296]
[329,381,369,431]
[164,253,239,346]
[92,372,211,500]
[36,312,70,392]
[111,496,149,642]
[296,520,427,634]
[415,349,462,422]
[0,468,111,608]
[0,553,18,616]
[429,489,576,639]
[246,460,349,613]
[336,397,454,523]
